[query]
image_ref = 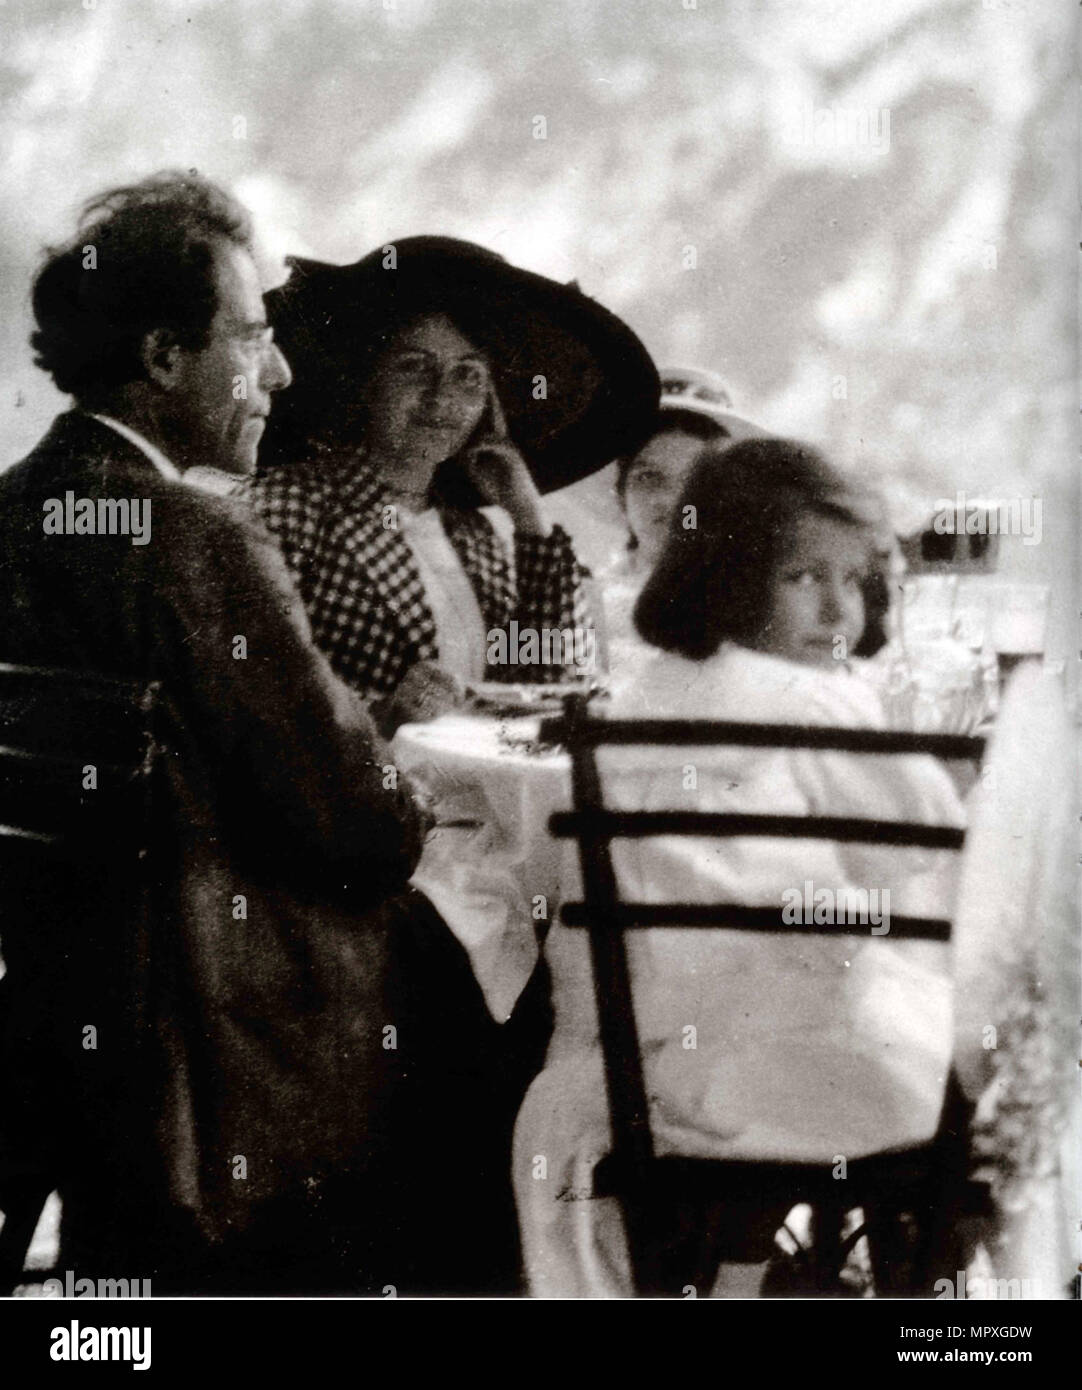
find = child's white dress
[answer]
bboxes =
[512,642,966,1297]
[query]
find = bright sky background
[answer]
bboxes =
[0,0,1074,660]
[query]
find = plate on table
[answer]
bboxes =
[465,681,605,717]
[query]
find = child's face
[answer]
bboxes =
[622,429,705,567]
[756,512,869,668]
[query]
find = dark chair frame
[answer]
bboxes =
[542,693,989,1297]
[0,661,160,1295]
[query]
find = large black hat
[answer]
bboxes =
[260,236,660,494]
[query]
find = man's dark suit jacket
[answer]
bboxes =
[0,410,439,1289]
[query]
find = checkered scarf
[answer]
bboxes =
[244,453,591,699]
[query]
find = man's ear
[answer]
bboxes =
[140,328,183,388]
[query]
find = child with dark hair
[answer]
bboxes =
[513,436,965,1297]
[600,367,769,682]
[634,435,890,664]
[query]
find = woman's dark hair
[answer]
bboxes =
[258,300,498,510]
[31,171,253,405]
[633,436,889,660]
[615,410,730,500]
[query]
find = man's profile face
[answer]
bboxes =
[169,243,291,474]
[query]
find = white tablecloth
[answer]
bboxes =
[392,714,575,1021]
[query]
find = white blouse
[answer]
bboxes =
[395,504,515,685]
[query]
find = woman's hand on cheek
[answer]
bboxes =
[463,442,551,536]
[383,661,466,732]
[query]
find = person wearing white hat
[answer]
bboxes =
[601,366,767,685]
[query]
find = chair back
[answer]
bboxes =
[0,661,161,1292]
[0,661,159,867]
[541,692,985,1292]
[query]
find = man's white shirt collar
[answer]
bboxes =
[90,413,182,482]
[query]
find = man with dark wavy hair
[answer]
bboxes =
[0,172,434,1292]
[29,170,288,476]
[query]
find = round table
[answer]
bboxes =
[391,713,575,1021]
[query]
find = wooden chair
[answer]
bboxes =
[542,693,991,1297]
[0,661,159,1295]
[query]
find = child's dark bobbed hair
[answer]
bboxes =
[633,436,890,661]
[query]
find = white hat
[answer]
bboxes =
[657,365,767,442]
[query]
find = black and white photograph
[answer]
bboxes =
[0,0,1076,1354]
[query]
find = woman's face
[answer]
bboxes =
[622,429,706,567]
[363,313,491,470]
[756,512,868,668]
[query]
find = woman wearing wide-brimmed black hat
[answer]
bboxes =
[246,236,659,730]
[241,237,657,1294]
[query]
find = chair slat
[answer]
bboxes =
[560,901,952,941]
[0,824,61,846]
[551,809,965,850]
[0,743,142,777]
[0,661,155,702]
[561,695,665,1289]
[540,714,985,760]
